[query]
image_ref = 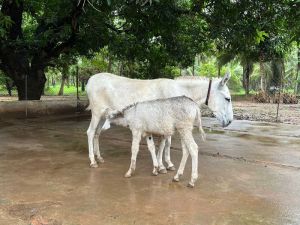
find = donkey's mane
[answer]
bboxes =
[117,96,195,118]
[111,102,137,119]
[175,76,220,81]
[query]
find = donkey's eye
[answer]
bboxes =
[225,97,231,102]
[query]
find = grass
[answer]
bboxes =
[44,84,86,96]
[0,84,87,97]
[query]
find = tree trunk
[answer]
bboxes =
[4,79,14,96]
[107,56,112,73]
[118,61,123,76]
[270,58,283,90]
[81,80,85,92]
[52,75,56,86]
[192,65,195,76]
[242,61,253,95]
[260,56,266,92]
[58,66,68,96]
[66,77,70,88]
[14,69,46,100]
[47,75,50,89]
[58,74,67,96]
[295,45,300,94]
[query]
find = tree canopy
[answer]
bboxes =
[0,0,299,99]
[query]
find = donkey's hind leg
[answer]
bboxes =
[183,132,199,188]
[173,140,189,182]
[157,137,167,174]
[87,112,102,168]
[164,136,175,171]
[94,119,105,163]
[146,135,159,176]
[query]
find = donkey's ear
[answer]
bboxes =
[219,71,231,88]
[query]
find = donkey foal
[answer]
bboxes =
[104,96,206,188]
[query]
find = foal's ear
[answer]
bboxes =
[219,71,231,88]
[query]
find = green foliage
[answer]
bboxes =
[0,11,12,38]
[44,84,86,96]
[0,0,300,99]
[255,29,269,44]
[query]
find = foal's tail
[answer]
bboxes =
[196,108,206,141]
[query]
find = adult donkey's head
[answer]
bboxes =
[206,72,233,127]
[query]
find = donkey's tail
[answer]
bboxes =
[85,100,91,111]
[196,108,206,141]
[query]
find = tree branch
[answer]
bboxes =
[1,0,24,40]
[37,0,86,65]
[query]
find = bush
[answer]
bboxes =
[254,92,298,104]
[282,93,298,104]
[252,91,271,103]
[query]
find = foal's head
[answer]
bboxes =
[207,72,233,127]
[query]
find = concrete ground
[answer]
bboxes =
[0,114,300,225]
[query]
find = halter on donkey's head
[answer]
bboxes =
[203,72,233,127]
[205,79,212,106]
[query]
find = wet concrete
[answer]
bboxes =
[0,115,300,225]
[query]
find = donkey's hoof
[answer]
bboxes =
[187,182,194,188]
[152,171,158,176]
[167,166,176,171]
[172,177,179,182]
[90,163,98,168]
[124,173,132,178]
[158,168,167,174]
[152,167,159,176]
[97,157,105,163]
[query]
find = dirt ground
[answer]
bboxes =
[232,101,300,125]
[1,96,299,125]
[0,114,300,225]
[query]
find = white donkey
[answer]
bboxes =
[103,96,206,187]
[86,72,233,168]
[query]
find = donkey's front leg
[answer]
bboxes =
[125,131,142,178]
[146,135,159,176]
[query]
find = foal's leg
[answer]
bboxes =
[183,132,199,188]
[93,119,105,163]
[173,140,189,182]
[164,136,175,171]
[86,112,102,168]
[146,136,159,176]
[125,130,142,178]
[157,137,167,174]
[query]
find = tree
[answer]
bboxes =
[0,0,210,100]
[205,0,296,93]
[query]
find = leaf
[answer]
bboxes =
[255,29,269,44]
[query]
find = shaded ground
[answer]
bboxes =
[0,115,300,225]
